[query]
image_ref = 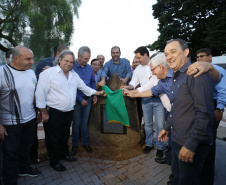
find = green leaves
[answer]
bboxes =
[0,0,81,62]
[149,0,226,58]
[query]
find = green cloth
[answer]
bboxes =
[102,85,130,127]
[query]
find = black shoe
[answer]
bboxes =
[155,157,167,164]
[50,162,66,171]
[31,158,40,164]
[83,145,93,153]
[65,155,77,162]
[167,181,171,185]
[70,146,78,156]
[223,137,226,141]
[169,173,174,181]
[142,146,154,154]
[156,149,164,158]
[19,167,41,177]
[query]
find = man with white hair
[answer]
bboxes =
[125,52,173,165]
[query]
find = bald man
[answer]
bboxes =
[0,46,41,185]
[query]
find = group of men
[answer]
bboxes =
[0,39,225,185]
[123,40,226,185]
[0,45,106,184]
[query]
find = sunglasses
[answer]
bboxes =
[195,55,208,59]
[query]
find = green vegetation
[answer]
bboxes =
[148,0,226,59]
[0,0,81,62]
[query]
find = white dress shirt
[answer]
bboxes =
[35,65,96,112]
[129,64,152,89]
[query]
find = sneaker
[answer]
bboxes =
[142,146,154,154]
[19,167,41,177]
[156,149,164,158]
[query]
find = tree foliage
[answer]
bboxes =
[0,0,81,59]
[148,0,226,59]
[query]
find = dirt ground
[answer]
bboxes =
[38,136,144,162]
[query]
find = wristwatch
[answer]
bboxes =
[217,108,225,113]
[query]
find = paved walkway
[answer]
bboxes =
[18,139,226,185]
[18,111,226,185]
[19,150,171,185]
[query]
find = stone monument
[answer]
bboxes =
[88,73,141,148]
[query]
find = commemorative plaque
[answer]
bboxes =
[101,104,126,134]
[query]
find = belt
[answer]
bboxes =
[83,96,90,100]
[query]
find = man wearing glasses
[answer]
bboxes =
[195,48,226,185]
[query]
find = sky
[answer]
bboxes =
[70,0,159,64]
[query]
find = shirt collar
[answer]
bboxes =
[166,68,174,78]
[76,60,87,68]
[172,61,191,79]
[111,58,122,64]
[56,65,62,73]
[56,64,73,74]
[178,61,191,73]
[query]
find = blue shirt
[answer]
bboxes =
[164,62,215,152]
[72,61,96,102]
[95,68,103,83]
[101,58,132,79]
[151,68,173,98]
[213,64,226,109]
[35,57,54,78]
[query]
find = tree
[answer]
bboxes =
[0,0,81,60]
[148,0,226,59]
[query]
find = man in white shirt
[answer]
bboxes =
[124,46,165,157]
[35,50,105,172]
[0,46,41,185]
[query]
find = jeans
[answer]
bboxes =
[2,119,36,185]
[72,97,92,146]
[141,97,165,150]
[171,140,212,185]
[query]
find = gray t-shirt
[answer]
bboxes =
[0,64,37,125]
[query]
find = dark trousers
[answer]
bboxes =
[2,119,36,185]
[0,141,2,183]
[171,141,211,185]
[30,123,38,160]
[44,107,73,165]
[200,100,219,185]
[164,111,172,164]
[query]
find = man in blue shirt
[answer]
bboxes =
[71,46,97,156]
[196,48,226,185]
[99,46,132,86]
[196,48,226,125]
[35,44,68,78]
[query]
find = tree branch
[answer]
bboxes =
[0,32,17,46]
[0,43,9,53]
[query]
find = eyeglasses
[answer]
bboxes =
[92,64,100,66]
[195,55,208,59]
[151,65,160,72]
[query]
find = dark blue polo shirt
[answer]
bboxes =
[163,62,215,152]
